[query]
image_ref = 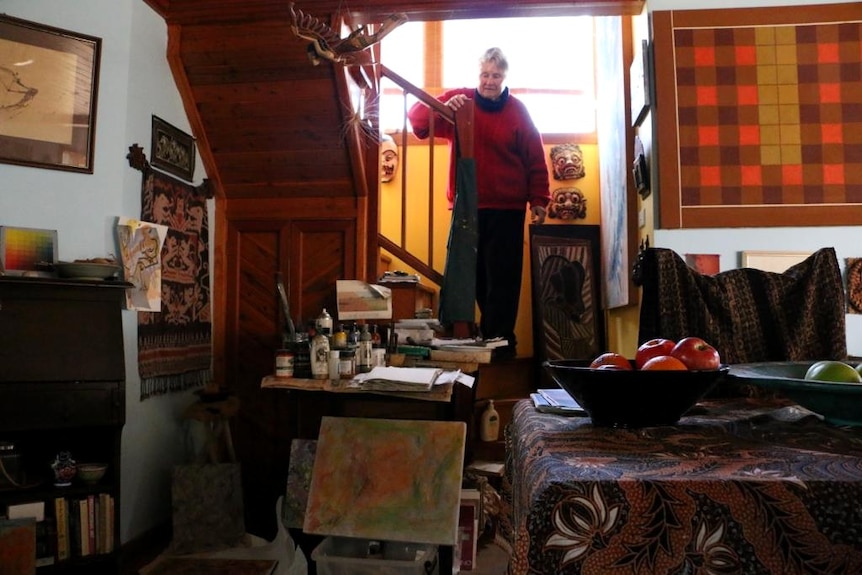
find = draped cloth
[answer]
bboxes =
[438,155,478,325]
[637,247,846,365]
[138,168,212,399]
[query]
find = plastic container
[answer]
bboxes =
[312,536,438,575]
[480,399,500,442]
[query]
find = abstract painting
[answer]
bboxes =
[304,417,465,545]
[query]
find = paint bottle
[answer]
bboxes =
[332,324,348,349]
[357,324,373,373]
[328,349,341,380]
[480,400,500,442]
[310,331,330,380]
[316,308,333,337]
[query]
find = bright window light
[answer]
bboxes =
[379,17,596,135]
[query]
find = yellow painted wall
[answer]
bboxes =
[381,138,607,359]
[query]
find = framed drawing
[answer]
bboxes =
[0,15,101,173]
[741,251,812,273]
[530,225,604,367]
[151,115,196,182]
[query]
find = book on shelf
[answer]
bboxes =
[532,390,586,416]
[35,517,55,567]
[78,498,90,556]
[53,497,69,562]
[98,493,111,554]
[69,499,81,558]
[86,494,96,556]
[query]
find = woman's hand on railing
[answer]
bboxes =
[446,94,470,111]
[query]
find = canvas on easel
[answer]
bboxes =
[303,417,466,546]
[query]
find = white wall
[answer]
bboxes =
[1,0,206,543]
[646,0,862,357]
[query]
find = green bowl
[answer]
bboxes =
[727,361,862,426]
[77,463,108,484]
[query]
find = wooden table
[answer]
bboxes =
[502,398,862,575]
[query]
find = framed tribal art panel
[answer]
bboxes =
[529,224,605,368]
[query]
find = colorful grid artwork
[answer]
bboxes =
[0,226,57,273]
[676,21,862,206]
[654,5,862,228]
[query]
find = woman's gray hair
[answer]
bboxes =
[480,47,508,73]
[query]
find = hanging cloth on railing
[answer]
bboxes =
[438,133,478,325]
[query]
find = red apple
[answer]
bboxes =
[670,337,721,370]
[589,352,633,370]
[635,338,676,369]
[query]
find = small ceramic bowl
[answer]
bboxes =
[77,463,108,485]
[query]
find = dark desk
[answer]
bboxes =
[261,375,474,575]
[502,398,862,575]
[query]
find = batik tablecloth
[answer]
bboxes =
[502,398,862,574]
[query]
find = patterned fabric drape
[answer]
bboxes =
[637,247,846,365]
[138,168,212,399]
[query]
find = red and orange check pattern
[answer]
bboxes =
[673,21,862,208]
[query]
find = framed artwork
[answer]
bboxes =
[741,250,812,273]
[0,15,101,173]
[150,115,196,182]
[653,5,862,228]
[529,225,604,366]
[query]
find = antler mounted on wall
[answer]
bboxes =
[288,2,407,66]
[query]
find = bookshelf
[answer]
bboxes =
[0,277,126,573]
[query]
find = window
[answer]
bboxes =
[379,17,596,135]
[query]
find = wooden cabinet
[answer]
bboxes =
[0,278,126,573]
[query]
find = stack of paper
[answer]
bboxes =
[351,366,442,392]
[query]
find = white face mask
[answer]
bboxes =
[380,140,398,183]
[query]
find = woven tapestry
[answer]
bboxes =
[138,168,211,399]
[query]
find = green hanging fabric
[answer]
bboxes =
[438,154,478,324]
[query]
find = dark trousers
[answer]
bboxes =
[476,209,526,346]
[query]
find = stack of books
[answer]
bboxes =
[378,271,420,283]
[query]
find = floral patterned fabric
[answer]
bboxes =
[503,399,862,575]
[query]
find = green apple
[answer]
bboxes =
[804,360,862,384]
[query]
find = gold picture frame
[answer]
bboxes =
[0,15,101,173]
[741,251,812,273]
